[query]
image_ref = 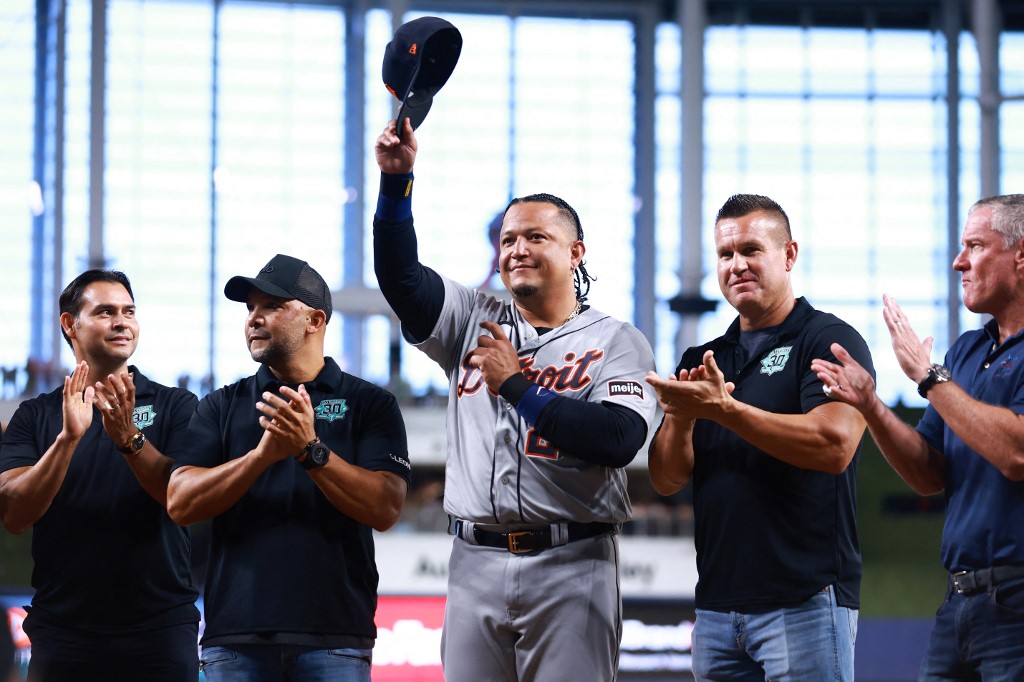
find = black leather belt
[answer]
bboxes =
[950,565,1024,595]
[454,520,616,554]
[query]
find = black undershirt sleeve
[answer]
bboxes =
[499,374,648,468]
[372,172,444,343]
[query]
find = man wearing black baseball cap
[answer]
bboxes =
[167,254,411,681]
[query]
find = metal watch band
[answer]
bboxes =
[119,430,145,455]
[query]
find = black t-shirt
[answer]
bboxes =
[174,357,410,648]
[0,367,200,633]
[679,298,874,611]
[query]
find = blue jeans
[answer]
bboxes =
[918,575,1024,680]
[199,644,371,682]
[692,586,858,681]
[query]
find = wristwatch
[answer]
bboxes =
[118,430,146,455]
[298,437,331,470]
[917,364,952,398]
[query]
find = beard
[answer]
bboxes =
[510,284,539,299]
[249,334,301,366]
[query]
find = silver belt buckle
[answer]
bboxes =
[952,570,969,594]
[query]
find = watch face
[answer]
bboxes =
[310,443,330,466]
[121,431,145,454]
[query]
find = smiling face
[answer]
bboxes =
[497,201,583,302]
[244,289,313,366]
[62,281,139,365]
[953,206,1021,316]
[715,209,798,328]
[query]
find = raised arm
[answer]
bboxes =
[374,117,417,176]
[811,342,945,494]
[372,118,445,342]
[883,295,1024,482]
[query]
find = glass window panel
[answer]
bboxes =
[742,27,805,95]
[704,97,742,149]
[1003,102,1024,191]
[809,99,869,149]
[1002,32,1024,93]
[655,22,681,93]
[807,29,869,95]
[654,95,682,302]
[513,17,636,321]
[959,32,979,98]
[870,30,941,96]
[62,0,93,365]
[705,26,742,93]
[105,0,213,388]
[1000,34,1024,194]
[0,1,36,376]
[214,1,344,385]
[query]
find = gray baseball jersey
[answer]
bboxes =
[416,275,660,525]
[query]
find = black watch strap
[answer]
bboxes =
[298,437,329,470]
[917,364,952,398]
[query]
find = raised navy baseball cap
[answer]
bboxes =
[224,254,333,324]
[382,16,462,136]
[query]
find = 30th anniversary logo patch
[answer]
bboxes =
[315,399,349,422]
[760,346,792,376]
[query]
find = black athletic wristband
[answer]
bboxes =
[498,374,533,405]
[376,172,414,222]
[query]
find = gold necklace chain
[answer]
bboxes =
[562,299,583,326]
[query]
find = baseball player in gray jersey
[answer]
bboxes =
[373,118,659,681]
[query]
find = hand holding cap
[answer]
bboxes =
[382,17,462,137]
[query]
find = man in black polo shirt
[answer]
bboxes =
[167,254,410,682]
[0,269,200,682]
[646,194,874,681]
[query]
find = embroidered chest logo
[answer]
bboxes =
[132,405,155,429]
[314,399,349,422]
[760,346,793,376]
[995,355,1015,378]
[456,349,605,398]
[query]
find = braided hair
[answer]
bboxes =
[503,193,596,302]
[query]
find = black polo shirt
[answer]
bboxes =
[0,367,200,634]
[175,357,410,648]
[679,298,874,611]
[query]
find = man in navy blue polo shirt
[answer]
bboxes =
[167,254,410,682]
[0,269,200,682]
[812,194,1024,680]
[646,194,874,681]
